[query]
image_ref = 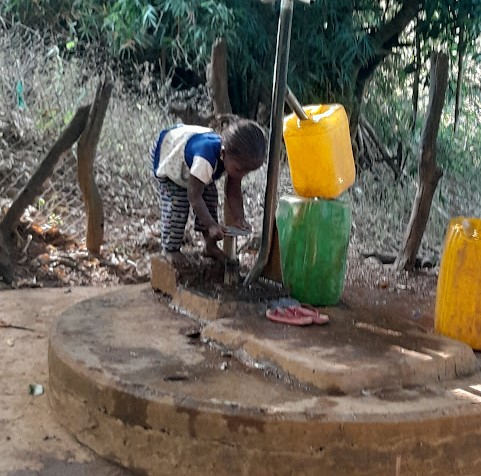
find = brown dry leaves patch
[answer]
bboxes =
[2,218,151,290]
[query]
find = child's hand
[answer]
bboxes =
[208,223,225,241]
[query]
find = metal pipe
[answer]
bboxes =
[224,236,238,285]
[285,86,308,120]
[244,0,294,286]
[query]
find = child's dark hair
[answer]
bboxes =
[210,114,266,171]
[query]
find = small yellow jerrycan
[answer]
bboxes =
[283,104,355,199]
[435,217,481,349]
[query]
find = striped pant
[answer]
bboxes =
[158,177,219,252]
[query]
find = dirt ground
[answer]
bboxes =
[0,286,133,476]
[0,258,438,475]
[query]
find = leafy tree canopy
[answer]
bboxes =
[1,0,480,118]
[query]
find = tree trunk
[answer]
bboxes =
[395,52,448,271]
[0,228,13,284]
[77,79,113,255]
[454,23,465,134]
[208,38,232,116]
[0,105,91,283]
[160,47,167,83]
[412,19,421,128]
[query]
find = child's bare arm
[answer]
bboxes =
[225,176,249,228]
[188,176,224,240]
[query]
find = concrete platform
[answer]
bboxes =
[203,299,476,394]
[151,256,286,321]
[49,284,481,475]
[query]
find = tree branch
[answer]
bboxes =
[351,0,419,132]
[1,106,91,237]
[371,0,419,52]
[77,79,113,255]
[359,115,401,178]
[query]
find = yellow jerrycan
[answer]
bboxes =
[283,104,355,199]
[435,217,481,349]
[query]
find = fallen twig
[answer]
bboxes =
[0,320,35,332]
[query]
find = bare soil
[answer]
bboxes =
[0,286,134,476]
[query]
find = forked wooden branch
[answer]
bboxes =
[0,105,91,283]
[77,80,114,255]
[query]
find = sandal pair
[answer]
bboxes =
[266,304,329,326]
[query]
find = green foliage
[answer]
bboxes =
[0,1,408,103]
[364,14,481,233]
[437,86,481,178]
[412,1,481,100]
[1,0,480,122]
[102,0,235,66]
[364,50,418,171]
[366,46,481,168]
[222,0,418,115]
[222,0,277,115]
[289,1,376,107]
[1,0,235,66]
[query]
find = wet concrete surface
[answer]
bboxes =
[47,284,481,475]
[203,285,476,393]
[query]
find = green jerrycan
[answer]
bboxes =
[276,194,352,306]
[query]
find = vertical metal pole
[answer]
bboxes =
[244,0,294,286]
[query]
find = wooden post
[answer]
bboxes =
[395,52,448,271]
[207,38,238,282]
[209,38,232,117]
[77,79,113,255]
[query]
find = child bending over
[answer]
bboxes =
[151,117,266,267]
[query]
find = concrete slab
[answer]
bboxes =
[151,256,286,321]
[48,284,481,475]
[203,290,477,394]
[171,286,265,321]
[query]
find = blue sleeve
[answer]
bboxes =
[185,133,222,170]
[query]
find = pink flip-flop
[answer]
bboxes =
[265,305,330,326]
[266,307,313,326]
[300,304,330,325]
